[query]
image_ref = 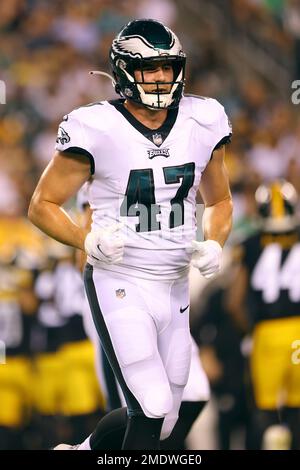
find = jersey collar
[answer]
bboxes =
[108,99,178,147]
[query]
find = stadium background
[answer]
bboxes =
[0,0,299,449]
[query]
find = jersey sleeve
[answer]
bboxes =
[189,96,232,155]
[211,101,232,152]
[55,112,95,175]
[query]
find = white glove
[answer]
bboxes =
[84,223,124,264]
[190,239,222,279]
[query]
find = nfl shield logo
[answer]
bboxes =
[116,289,126,299]
[152,133,163,146]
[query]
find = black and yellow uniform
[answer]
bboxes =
[0,264,34,428]
[32,258,105,417]
[242,229,300,409]
[0,217,42,432]
[55,259,105,416]
[31,281,67,417]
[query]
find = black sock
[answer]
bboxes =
[90,401,207,450]
[161,400,207,450]
[122,414,164,450]
[90,407,163,450]
[90,407,127,450]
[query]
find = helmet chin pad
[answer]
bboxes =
[137,84,174,109]
[136,73,182,110]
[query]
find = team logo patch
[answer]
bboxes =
[56,126,70,145]
[116,289,126,299]
[152,133,163,146]
[147,148,170,159]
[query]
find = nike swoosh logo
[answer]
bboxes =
[180,305,189,313]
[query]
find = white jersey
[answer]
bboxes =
[56,96,231,280]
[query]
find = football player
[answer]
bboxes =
[228,180,300,449]
[28,19,232,450]
[0,218,43,449]
[76,183,210,450]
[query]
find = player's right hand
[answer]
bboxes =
[190,239,222,279]
[84,223,124,264]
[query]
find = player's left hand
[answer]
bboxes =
[190,239,222,279]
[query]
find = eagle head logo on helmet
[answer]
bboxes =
[109,19,186,110]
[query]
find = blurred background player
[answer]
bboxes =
[0,208,104,450]
[31,240,105,448]
[228,180,300,449]
[0,213,43,449]
[191,257,250,450]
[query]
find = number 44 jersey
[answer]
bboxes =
[55,96,231,280]
[241,229,300,324]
